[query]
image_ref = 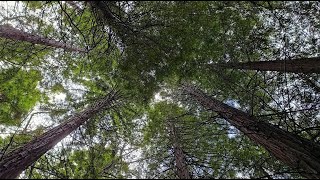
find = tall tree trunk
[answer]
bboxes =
[167,120,191,179]
[88,1,137,42]
[181,84,320,179]
[0,24,86,52]
[218,57,320,74]
[89,1,131,29]
[0,90,120,179]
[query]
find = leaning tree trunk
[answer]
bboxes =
[0,24,86,52]
[0,90,120,179]
[218,57,320,74]
[181,84,320,179]
[167,120,191,179]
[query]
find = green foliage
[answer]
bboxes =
[0,69,42,125]
[111,1,272,105]
[24,1,44,10]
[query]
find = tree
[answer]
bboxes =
[0,89,120,179]
[181,83,320,179]
[216,57,320,74]
[0,24,86,52]
[141,100,289,179]
[167,119,191,179]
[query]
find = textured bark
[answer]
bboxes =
[0,24,86,52]
[167,120,191,179]
[182,84,320,179]
[0,90,120,179]
[219,57,320,74]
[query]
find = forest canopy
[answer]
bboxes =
[0,1,319,179]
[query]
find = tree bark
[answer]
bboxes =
[0,24,86,53]
[0,90,120,179]
[167,120,191,179]
[218,57,320,74]
[181,84,320,179]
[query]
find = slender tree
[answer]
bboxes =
[216,57,320,74]
[0,89,120,179]
[181,84,320,179]
[167,119,191,179]
[0,24,86,52]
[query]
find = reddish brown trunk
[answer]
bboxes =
[0,90,120,179]
[182,84,320,179]
[167,120,191,179]
[0,25,86,52]
[221,57,320,74]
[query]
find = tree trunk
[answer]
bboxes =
[89,1,130,29]
[0,90,120,179]
[167,120,191,179]
[218,57,320,74]
[88,1,136,40]
[0,24,86,53]
[181,84,320,179]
